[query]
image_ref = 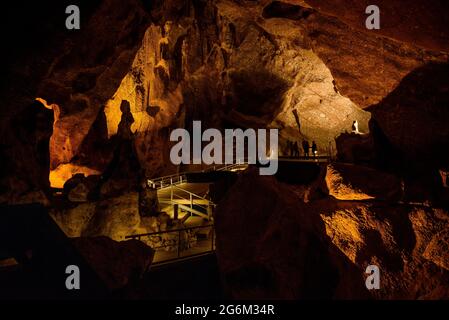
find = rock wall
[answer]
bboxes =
[215,167,449,299]
[2,0,448,195]
[43,0,449,189]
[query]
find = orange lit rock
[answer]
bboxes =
[319,200,449,299]
[49,163,101,189]
[423,229,449,271]
[324,163,402,201]
[36,0,151,172]
[215,168,449,299]
[51,192,148,241]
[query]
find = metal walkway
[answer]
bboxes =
[148,163,248,220]
[147,162,248,190]
[129,156,330,265]
[157,183,214,220]
[128,163,248,264]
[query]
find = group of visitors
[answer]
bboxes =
[286,139,318,159]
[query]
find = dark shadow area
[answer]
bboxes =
[224,262,276,296]
[133,254,224,299]
[100,100,143,197]
[0,204,109,299]
[229,70,289,118]
[0,0,101,91]
[362,63,449,205]
[146,105,161,117]
[335,132,375,166]
[262,1,314,20]
[74,106,112,171]
[367,62,449,171]
[0,99,54,200]
[356,229,404,273]
[275,161,322,185]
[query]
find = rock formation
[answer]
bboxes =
[72,236,154,290]
[324,163,402,201]
[215,168,449,299]
[2,0,447,192]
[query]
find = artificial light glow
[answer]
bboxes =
[50,163,101,188]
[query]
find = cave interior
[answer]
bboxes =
[0,0,449,300]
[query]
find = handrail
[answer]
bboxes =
[125,224,215,265]
[171,184,215,205]
[125,224,214,239]
[147,161,249,190]
[216,163,248,171]
[147,173,186,189]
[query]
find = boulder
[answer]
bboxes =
[423,229,449,271]
[68,183,89,202]
[51,192,148,241]
[72,236,154,290]
[335,132,375,165]
[319,201,449,299]
[139,187,160,216]
[63,173,101,202]
[51,202,97,238]
[215,168,370,299]
[215,168,449,299]
[83,192,143,241]
[324,163,402,201]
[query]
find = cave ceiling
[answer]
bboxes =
[1,0,448,189]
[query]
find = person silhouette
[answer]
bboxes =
[302,140,310,159]
[312,141,317,158]
[294,141,300,157]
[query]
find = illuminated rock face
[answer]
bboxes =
[103,24,184,177]
[50,163,101,189]
[51,192,148,241]
[215,168,449,299]
[324,163,402,201]
[5,0,442,191]
[0,0,446,201]
[36,0,151,186]
[40,1,448,186]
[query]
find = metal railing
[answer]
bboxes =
[147,162,249,190]
[159,184,215,220]
[125,224,215,265]
[278,155,331,162]
[147,172,187,190]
